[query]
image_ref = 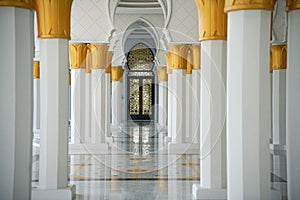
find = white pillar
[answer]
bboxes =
[0,7,34,200]
[111,80,123,126]
[194,40,227,198]
[286,8,300,199]
[185,73,192,143]
[191,69,201,144]
[85,72,92,143]
[167,73,173,139]
[272,70,286,146]
[227,10,271,199]
[71,68,86,144]
[158,81,168,126]
[105,73,111,137]
[33,39,75,199]
[91,69,106,144]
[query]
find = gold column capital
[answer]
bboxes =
[168,45,189,70]
[33,61,40,79]
[89,44,109,69]
[36,0,73,39]
[111,66,124,82]
[86,49,92,74]
[106,52,113,74]
[190,45,201,70]
[186,50,192,74]
[69,44,87,69]
[270,44,287,73]
[0,0,35,10]
[286,0,300,11]
[165,53,172,74]
[195,0,227,41]
[158,67,168,83]
[224,0,275,13]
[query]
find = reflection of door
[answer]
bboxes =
[129,77,154,120]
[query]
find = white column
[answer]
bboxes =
[158,81,168,126]
[105,73,111,137]
[185,73,192,143]
[71,68,86,144]
[171,70,186,145]
[111,81,123,126]
[85,72,92,143]
[167,73,173,139]
[227,10,271,199]
[191,70,201,144]
[91,69,106,144]
[286,9,300,199]
[0,7,34,200]
[272,70,286,146]
[33,39,75,199]
[194,40,227,198]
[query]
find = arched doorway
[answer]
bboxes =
[127,43,156,122]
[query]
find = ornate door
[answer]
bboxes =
[127,43,155,121]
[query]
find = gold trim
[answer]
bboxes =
[69,44,87,69]
[89,44,109,69]
[33,61,40,79]
[287,0,300,11]
[270,44,287,72]
[190,45,201,70]
[0,0,35,10]
[86,48,92,74]
[186,50,192,74]
[165,53,172,74]
[224,0,275,13]
[195,0,227,41]
[168,45,189,70]
[158,67,168,83]
[106,52,113,74]
[36,0,73,39]
[111,66,123,82]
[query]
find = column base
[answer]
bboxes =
[270,144,286,152]
[192,184,227,200]
[69,143,108,154]
[32,185,75,200]
[168,143,199,154]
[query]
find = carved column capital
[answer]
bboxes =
[190,45,201,70]
[195,0,227,41]
[158,67,168,83]
[286,0,300,11]
[33,61,40,79]
[165,53,172,74]
[69,44,87,69]
[111,66,124,82]
[224,0,274,13]
[0,0,35,10]
[270,44,287,72]
[36,0,73,39]
[89,44,109,69]
[168,45,189,70]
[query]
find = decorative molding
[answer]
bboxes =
[111,66,123,81]
[36,0,73,39]
[0,0,35,10]
[286,0,300,11]
[158,67,168,82]
[195,0,227,41]
[33,61,40,79]
[224,0,275,13]
[270,44,287,72]
[190,44,200,70]
[69,44,87,69]
[89,44,109,69]
[106,52,113,74]
[168,45,189,70]
[186,50,192,74]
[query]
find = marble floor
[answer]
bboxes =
[32,123,287,200]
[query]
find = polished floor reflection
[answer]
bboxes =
[32,124,287,200]
[32,124,200,199]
